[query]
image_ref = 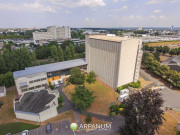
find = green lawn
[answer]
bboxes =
[0,122,39,135]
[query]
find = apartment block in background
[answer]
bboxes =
[33,26,71,44]
[85,34,142,89]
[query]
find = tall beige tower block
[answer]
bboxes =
[85,34,142,89]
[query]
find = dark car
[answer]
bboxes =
[46,123,52,134]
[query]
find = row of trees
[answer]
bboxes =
[143,44,180,56]
[35,41,85,60]
[71,30,85,39]
[143,52,180,87]
[0,46,38,74]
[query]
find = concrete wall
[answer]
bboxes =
[86,35,142,89]
[0,86,6,97]
[117,39,141,87]
[86,36,121,88]
[15,72,48,95]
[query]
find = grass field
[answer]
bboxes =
[147,41,180,46]
[158,112,179,135]
[63,80,119,115]
[0,90,16,125]
[0,122,39,135]
[41,110,76,125]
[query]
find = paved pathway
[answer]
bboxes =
[140,69,180,109]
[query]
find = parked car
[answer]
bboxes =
[6,133,12,135]
[60,78,64,84]
[22,130,28,135]
[54,81,59,88]
[46,123,52,134]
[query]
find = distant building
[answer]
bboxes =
[14,89,59,122]
[0,86,6,97]
[138,27,143,30]
[171,25,174,31]
[33,26,71,44]
[86,34,142,89]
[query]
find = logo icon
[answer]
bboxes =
[70,123,78,131]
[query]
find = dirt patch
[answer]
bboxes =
[148,41,180,47]
[160,55,171,62]
[139,76,153,88]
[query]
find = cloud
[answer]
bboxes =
[153,10,162,13]
[85,17,95,23]
[112,0,127,2]
[122,15,143,20]
[150,15,166,19]
[111,5,128,12]
[146,0,180,4]
[49,0,106,8]
[0,1,56,13]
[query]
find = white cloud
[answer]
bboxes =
[112,0,127,2]
[146,0,180,4]
[49,0,106,8]
[122,15,143,20]
[85,17,95,23]
[159,15,165,19]
[111,5,128,12]
[0,1,56,13]
[150,15,166,20]
[153,9,162,13]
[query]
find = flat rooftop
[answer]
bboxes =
[89,35,130,42]
[15,90,55,113]
[13,58,87,78]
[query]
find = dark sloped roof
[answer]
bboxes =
[161,55,180,65]
[13,58,87,78]
[168,65,180,72]
[15,90,55,113]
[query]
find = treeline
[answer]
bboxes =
[143,44,180,56]
[0,45,38,86]
[71,30,85,39]
[0,35,32,39]
[35,41,85,60]
[143,52,180,88]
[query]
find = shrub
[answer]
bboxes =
[110,112,116,116]
[129,81,141,88]
[49,81,55,90]
[119,103,125,108]
[58,95,64,104]
[85,114,92,123]
[0,101,3,108]
[110,104,119,114]
[86,71,97,84]
[119,108,124,114]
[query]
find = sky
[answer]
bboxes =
[0,0,180,28]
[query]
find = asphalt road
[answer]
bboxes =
[140,69,180,109]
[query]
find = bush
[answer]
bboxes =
[110,112,116,116]
[65,80,70,86]
[0,101,3,108]
[119,103,125,108]
[110,104,119,114]
[117,84,129,92]
[58,95,64,104]
[117,81,141,92]
[119,108,124,114]
[85,114,92,123]
[86,71,97,84]
[0,72,14,87]
[49,81,55,90]
[57,103,63,110]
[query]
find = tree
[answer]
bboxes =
[169,49,177,56]
[20,47,32,68]
[86,114,92,123]
[86,71,97,84]
[71,86,95,112]
[69,67,85,85]
[162,46,170,55]
[51,45,59,62]
[57,46,64,62]
[0,54,6,74]
[69,43,75,59]
[31,51,38,66]
[3,48,13,71]
[64,46,72,61]
[121,89,164,135]
[153,51,160,61]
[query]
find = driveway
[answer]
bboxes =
[140,69,180,109]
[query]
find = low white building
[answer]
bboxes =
[118,94,129,102]
[120,89,129,95]
[0,86,6,97]
[14,89,59,122]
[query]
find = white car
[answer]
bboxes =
[22,130,29,135]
